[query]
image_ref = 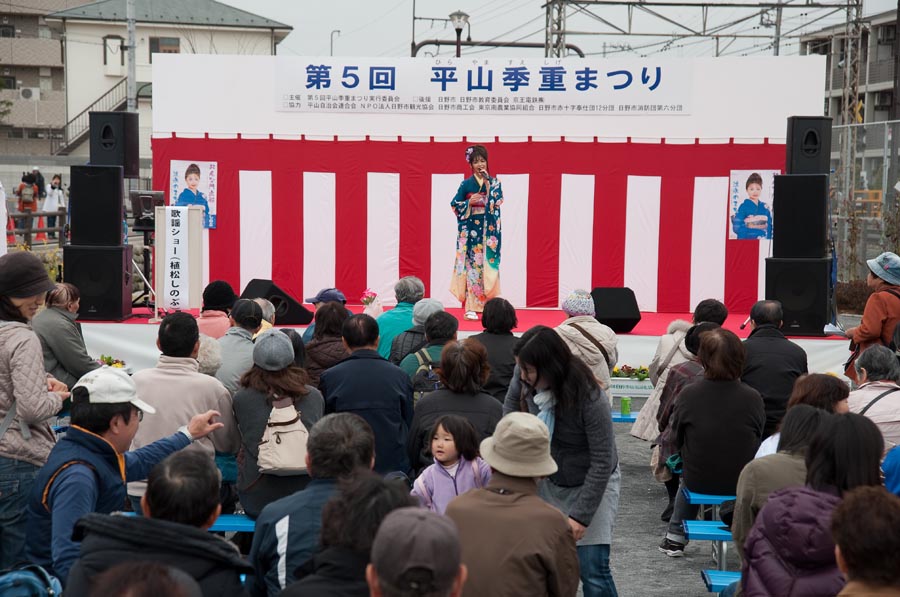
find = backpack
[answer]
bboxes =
[19,185,34,204]
[411,348,443,405]
[257,397,309,476]
[0,564,62,596]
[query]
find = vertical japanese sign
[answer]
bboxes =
[728,169,778,240]
[275,57,692,116]
[170,160,217,229]
[163,207,190,310]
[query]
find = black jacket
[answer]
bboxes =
[407,388,503,475]
[321,349,414,475]
[742,324,809,437]
[67,513,252,597]
[389,325,427,365]
[469,331,518,401]
[282,547,369,597]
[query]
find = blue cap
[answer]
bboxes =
[305,288,346,304]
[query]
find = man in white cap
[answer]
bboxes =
[446,412,579,596]
[24,367,224,585]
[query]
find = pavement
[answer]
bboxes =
[608,396,740,597]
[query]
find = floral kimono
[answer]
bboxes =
[450,174,503,312]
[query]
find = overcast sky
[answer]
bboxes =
[222,0,897,59]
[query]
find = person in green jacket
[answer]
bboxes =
[376,276,425,359]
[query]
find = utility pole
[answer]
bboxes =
[126,0,136,112]
[545,0,567,57]
[773,0,783,55]
[837,0,863,279]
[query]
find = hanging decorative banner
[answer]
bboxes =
[163,206,190,310]
[170,160,217,229]
[275,57,692,116]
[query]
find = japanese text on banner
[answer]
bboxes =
[275,57,691,116]
[163,206,190,310]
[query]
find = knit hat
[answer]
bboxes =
[412,298,445,326]
[230,299,263,330]
[480,412,557,477]
[371,508,461,595]
[0,251,56,298]
[561,289,596,318]
[252,330,295,371]
[202,280,238,311]
[867,252,900,286]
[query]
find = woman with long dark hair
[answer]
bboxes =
[232,331,324,518]
[450,144,504,321]
[740,413,884,596]
[0,251,66,567]
[512,325,619,597]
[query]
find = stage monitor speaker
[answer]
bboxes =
[590,287,642,333]
[773,174,828,259]
[89,111,139,178]
[765,257,831,336]
[785,116,832,175]
[241,279,313,325]
[64,245,133,321]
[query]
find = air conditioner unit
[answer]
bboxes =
[18,87,40,101]
[875,91,893,109]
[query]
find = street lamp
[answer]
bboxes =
[330,29,341,56]
[449,10,469,57]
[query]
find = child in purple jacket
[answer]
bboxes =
[411,415,492,514]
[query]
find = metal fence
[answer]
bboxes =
[830,120,900,281]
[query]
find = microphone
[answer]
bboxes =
[739,315,751,330]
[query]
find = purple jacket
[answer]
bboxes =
[741,486,845,597]
[411,456,492,514]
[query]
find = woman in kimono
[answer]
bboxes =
[451,145,503,321]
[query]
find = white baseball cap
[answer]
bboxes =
[72,366,156,414]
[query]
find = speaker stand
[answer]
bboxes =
[132,230,155,309]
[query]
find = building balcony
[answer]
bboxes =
[0,38,62,68]
[0,89,65,127]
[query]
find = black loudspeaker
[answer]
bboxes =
[765,257,831,336]
[240,279,313,325]
[89,111,139,178]
[773,174,828,259]
[785,116,832,175]
[70,165,124,247]
[590,287,642,333]
[64,245,133,321]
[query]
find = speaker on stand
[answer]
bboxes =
[765,115,835,335]
[63,245,133,321]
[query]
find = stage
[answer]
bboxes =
[80,308,849,379]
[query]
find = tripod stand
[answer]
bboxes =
[132,228,156,309]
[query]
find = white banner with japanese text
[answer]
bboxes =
[163,206,190,310]
[275,57,691,116]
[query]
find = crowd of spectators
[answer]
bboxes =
[2,257,900,597]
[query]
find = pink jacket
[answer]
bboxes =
[197,310,231,339]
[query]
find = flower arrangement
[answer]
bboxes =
[611,365,650,381]
[361,288,378,306]
[98,355,126,368]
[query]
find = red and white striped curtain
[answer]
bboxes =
[152,136,784,313]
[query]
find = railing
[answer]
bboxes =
[51,78,127,155]
[7,208,68,249]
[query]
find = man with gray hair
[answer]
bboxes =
[253,297,276,338]
[376,276,426,359]
[848,345,900,448]
[389,298,444,365]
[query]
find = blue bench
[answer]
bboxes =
[682,489,736,505]
[611,411,637,423]
[684,519,732,571]
[702,570,740,593]
[122,512,255,533]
